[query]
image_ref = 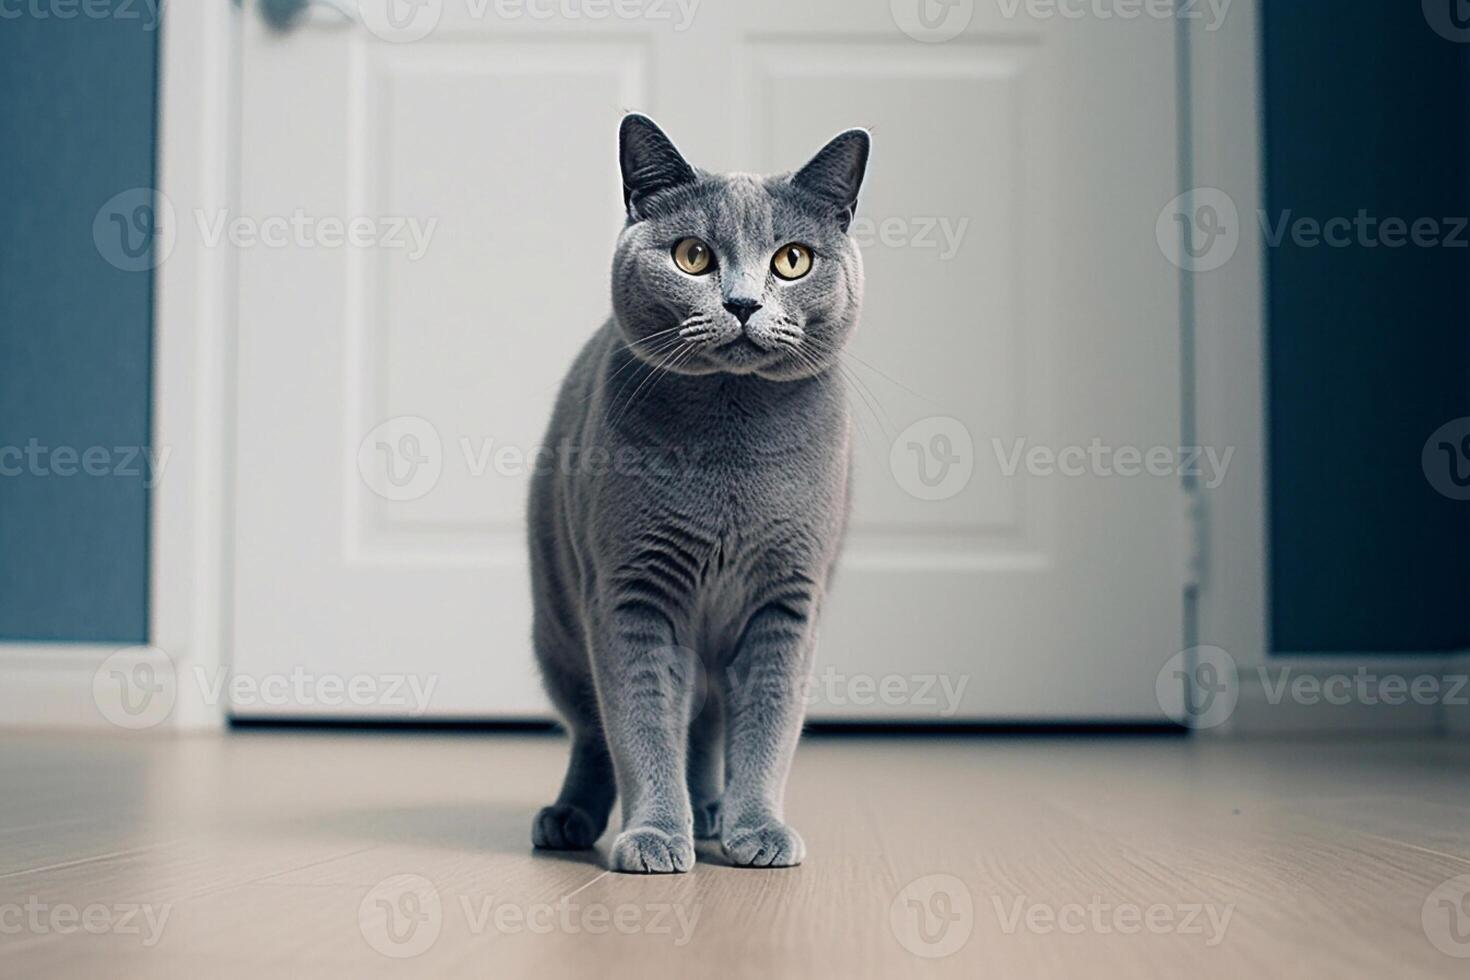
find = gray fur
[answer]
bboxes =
[528,114,869,873]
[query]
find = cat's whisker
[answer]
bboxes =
[600,333,690,414]
[800,336,897,439]
[604,335,683,388]
[793,340,887,449]
[839,361,895,441]
[647,343,702,402]
[834,369,884,461]
[805,335,930,419]
[676,315,715,333]
[774,336,833,384]
[677,312,725,346]
[616,324,683,354]
[610,341,691,429]
[625,339,692,409]
[773,338,881,458]
[581,327,688,410]
[838,349,940,409]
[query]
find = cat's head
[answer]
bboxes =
[611,114,869,382]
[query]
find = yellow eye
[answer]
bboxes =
[771,243,813,280]
[672,237,714,275]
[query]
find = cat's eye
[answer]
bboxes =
[672,237,714,275]
[771,243,813,280]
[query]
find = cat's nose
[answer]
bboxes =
[722,298,762,326]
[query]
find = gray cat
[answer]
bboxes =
[528,114,869,874]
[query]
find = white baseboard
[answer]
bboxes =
[0,643,222,732]
[0,645,123,730]
[1220,653,1470,736]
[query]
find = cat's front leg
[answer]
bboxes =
[593,601,698,874]
[720,602,817,868]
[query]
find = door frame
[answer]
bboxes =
[1184,4,1268,681]
[146,0,242,729]
[2,0,1270,731]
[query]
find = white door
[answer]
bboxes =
[230,0,1184,721]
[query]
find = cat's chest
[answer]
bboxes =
[591,372,849,591]
[630,426,845,579]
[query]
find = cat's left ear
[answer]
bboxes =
[792,128,871,232]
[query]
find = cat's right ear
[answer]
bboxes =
[619,113,697,219]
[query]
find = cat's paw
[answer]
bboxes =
[610,827,695,874]
[722,820,805,868]
[532,804,603,850]
[693,800,722,840]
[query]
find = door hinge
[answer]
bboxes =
[1180,482,1206,594]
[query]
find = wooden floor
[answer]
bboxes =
[0,731,1467,978]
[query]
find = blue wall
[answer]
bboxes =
[1261,4,1470,652]
[0,11,159,642]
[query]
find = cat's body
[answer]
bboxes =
[528,115,869,873]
